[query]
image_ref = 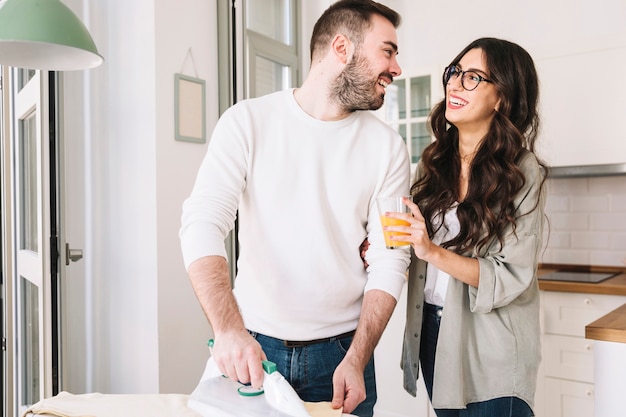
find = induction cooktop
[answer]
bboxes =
[538,271,617,284]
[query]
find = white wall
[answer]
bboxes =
[153,0,217,394]
[61,0,214,395]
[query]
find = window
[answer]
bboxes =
[244,0,299,98]
[382,69,443,173]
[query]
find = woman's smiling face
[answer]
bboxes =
[444,48,501,135]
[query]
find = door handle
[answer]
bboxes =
[65,243,83,265]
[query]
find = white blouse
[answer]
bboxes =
[424,204,460,306]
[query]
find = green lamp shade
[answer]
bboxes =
[0,0,103,71]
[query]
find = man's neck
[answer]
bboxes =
[293,85,352,121]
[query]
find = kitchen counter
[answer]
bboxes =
[538,264,626,417]
[585,303,626,344]
[538,264,626,344]
[538,264,626,296]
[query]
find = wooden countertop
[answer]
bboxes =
[538,264,626,344]
[586,303,626,344]
[538,264,626,296]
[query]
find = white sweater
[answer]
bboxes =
[180,89,411,340]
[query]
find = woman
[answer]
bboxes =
[387,38,547,416]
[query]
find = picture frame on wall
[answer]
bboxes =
[174,73,206,143]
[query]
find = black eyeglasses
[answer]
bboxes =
[443,65,492,91]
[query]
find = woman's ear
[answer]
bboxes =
[331,33,353,64]
[494,98,501,112]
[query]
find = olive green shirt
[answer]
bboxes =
[401,151,546,410]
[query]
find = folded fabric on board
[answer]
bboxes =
[23,391,202,417]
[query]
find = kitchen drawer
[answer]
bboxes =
[543,334,594,383]
[544,377,594,417]
[542,291,625,337]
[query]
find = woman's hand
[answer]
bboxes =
[384,197,434,261]
[388,197,480,287]
[359,238,370,268]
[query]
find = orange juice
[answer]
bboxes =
[380,216,411,248]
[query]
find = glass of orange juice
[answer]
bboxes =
[376,196,411,249]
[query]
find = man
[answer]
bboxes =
[179,1,410,415]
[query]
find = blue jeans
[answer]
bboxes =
[432,398,533,417]
[420,303,534,417]
[251,331,377,417]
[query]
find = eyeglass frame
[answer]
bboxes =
[443,65,493,91]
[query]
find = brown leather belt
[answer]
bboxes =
[283,330,356,348]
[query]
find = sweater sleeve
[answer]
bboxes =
[179,105,248,270]
[469,153,546,313]
[362,132,412,300]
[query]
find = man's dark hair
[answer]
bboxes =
[310,0,401,61]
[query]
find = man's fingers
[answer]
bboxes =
[330,381,365,414]
[248,354,267,388]
[331,379,345,409]
[213,334,267,387]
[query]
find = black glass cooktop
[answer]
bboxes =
[538,271,617,284]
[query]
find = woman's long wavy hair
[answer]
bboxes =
[411,38,547,254]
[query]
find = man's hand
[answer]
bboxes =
[329,290,397,414]
[188,256,267,388]
[213,330,267,388]
[331,358,366,414]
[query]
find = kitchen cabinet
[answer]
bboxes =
[379,68,443,176]
[586,303,626,417]
[536,290,626,417]
[536,45,626,168]
[543,378,594,417]
[593,340,626,417]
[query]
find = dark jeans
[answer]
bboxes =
[251,331,377,417]
[420,303,534,417]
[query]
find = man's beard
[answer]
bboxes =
[331,53,388,112]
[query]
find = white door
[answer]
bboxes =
[7,68,57,415]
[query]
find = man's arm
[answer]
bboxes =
[331,289,397,414]
[188,255,266,388]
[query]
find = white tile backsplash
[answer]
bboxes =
[550,213,589,231]
[591,213,625,230]
[570,195,610,212]
[611,233,626,250]
[612,194,626,210]
[542,176,626,267]
[589,176,626,194]
[571,231,610,249]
